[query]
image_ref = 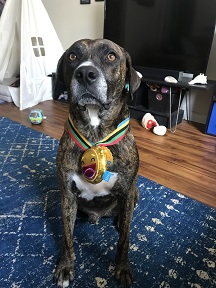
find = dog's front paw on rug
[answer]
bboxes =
[54,261,74,288]
[115,263,133,287]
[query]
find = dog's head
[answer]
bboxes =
[55,39,141,112]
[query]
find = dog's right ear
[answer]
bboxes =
[52,52,66,100]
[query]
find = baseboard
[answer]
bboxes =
[183,111,207,124]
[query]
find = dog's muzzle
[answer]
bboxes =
[73,65,110,110]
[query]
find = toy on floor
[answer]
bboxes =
[141,113,167,136]
[29,109,46,124]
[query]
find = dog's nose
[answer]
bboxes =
[75,66,99,85]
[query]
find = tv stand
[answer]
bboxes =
[128,76,215,131]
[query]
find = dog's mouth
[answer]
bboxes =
[76,92,112,110]
[82,163,96,180]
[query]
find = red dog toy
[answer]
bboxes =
[141,113,167,136]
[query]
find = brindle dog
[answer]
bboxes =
[54,39,141,287]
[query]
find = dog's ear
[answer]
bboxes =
[124,50,142,100]
[52,52,66,100]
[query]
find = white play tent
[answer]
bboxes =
[0,0,64,110]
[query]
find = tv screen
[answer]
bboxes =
[104,0,216,77]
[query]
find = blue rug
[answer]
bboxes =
[0,116,216,288]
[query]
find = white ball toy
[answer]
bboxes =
[153,125,167,136]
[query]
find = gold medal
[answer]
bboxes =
[67,114,129,184]
[81,146,113,184]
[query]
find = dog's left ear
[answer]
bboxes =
[124,50,142,99]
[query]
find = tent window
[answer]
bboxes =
[31,37,46,57]
[31,37,37,46]
[40,48,45,56]
[38,37,43,45]
[33,48,40,57]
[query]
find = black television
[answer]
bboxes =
[104,0,216,80]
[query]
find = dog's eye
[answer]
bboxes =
[107,52,116,62]
[69,53,77,61]
[91,158,95,162]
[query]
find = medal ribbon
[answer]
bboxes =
[67,114,130,151]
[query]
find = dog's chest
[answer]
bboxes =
[71,172,118,201]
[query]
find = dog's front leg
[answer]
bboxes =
[55,181,78,288]
[115,185,136,287]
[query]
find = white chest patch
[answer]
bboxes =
[86,105,100,127]
[71,172,118,201]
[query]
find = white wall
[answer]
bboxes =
[42,0,104,50]
[182,26,216,124]
[206,27,216,80]
[42,0,216,124]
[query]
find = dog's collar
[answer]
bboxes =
[67,114,130,151]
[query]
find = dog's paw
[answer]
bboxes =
[54,262,74,288]
[115,263,133,287]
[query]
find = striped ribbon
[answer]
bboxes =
[67,114,130,151]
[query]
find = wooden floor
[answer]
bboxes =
[1,100,216,208]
